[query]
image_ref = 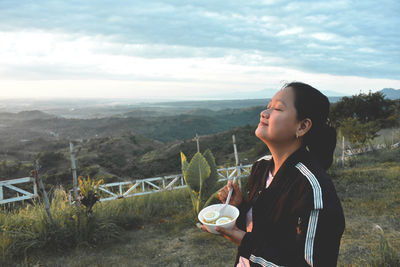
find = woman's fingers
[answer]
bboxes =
[199,222,245,247]
[218,185,229,202]
[227,180,233,190]
[232,181,240,191]
[199,223,211,233]
[218,180,243,206]
[231,182,242,206]
[215,225,245,246]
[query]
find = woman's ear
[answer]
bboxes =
[296,118,312,138]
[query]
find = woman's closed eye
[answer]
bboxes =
[266,105,282,111]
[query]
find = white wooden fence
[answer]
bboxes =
[0,177,38,205]
[0,163,255,205]
[70,164,254,203]
[342,142,400,159]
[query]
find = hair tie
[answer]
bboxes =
[325,118,332,127]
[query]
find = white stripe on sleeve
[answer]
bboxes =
[295,162,324,266]
[249,255,284,267]
[304,209,320,266]
[295,163,323,209]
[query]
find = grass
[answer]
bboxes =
[330,149,400,266]
[1,148,400,266]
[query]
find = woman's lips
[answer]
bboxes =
[259,121,268,126]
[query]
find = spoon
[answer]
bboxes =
[219,176,237,213]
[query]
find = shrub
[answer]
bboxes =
[180,149,220,216]
[0,188,120,264]
[78,176,104,215]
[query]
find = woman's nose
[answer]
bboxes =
[261,109,270,118]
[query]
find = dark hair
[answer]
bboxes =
[284,82,337,169]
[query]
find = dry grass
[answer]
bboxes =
[16,218,237,267]
[332,150,400,266]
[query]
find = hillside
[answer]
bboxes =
[2,125,265,187]
[0,104,264,183]
[0,106,261,144]
[0,110,265,187]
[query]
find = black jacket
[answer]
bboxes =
[235,147,345,267]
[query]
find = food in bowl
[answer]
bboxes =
[216,216,232,225]
[202,210,220,223]
[202,213,233,225]
[198,204,239,234]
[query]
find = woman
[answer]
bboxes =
[215,82,345,266]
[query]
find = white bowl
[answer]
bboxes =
[198,204,239,234]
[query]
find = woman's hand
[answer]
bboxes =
[215,225,246,246]
[199,224,246,246]
[218,180,242,207]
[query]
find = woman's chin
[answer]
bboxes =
[255,129,267,141]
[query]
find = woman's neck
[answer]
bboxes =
[268,142,302,176]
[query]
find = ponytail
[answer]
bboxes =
[285,82,337,170]
[304,123,337,170]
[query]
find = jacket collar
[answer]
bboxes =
[268,146,309,184]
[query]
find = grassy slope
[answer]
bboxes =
[3,149,400,267]
[331,149,400,266]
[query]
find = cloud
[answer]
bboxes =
[277,27,304,36]
[0,0,399,96]
[310,32,341,42]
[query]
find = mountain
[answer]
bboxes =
[147,99,269,111]
[193,88,347,100]
[379,88,400,100]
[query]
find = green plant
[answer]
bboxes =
[78,176,104,215]
[0,187,122,265]
[180,149,220,216]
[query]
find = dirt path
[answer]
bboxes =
[31,222,237,267]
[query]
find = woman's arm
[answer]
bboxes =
[301,207,345,266]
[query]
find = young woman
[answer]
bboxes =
[215,82,345,267]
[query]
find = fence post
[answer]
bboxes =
[342,136,345,167]
[193,133,200,153]
[392,130,394,146]
[69,142,79,205]
[232,135,241,188]
[34,160,53,224]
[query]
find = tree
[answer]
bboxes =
[330,91,393,126]
[339,117,380,149]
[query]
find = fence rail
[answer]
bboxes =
[96,175,188,202]
[341,142,400,161]
[1,164,254,205]
[66,163,254,203]
[0,177,38,205]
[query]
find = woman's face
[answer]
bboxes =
[255,86,300,145]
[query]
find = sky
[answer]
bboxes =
[0,0,399,100]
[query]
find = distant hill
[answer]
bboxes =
[0,110,56,121]
[150,96,343,110]
[147,99,269,110]
[379,88,400,99]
